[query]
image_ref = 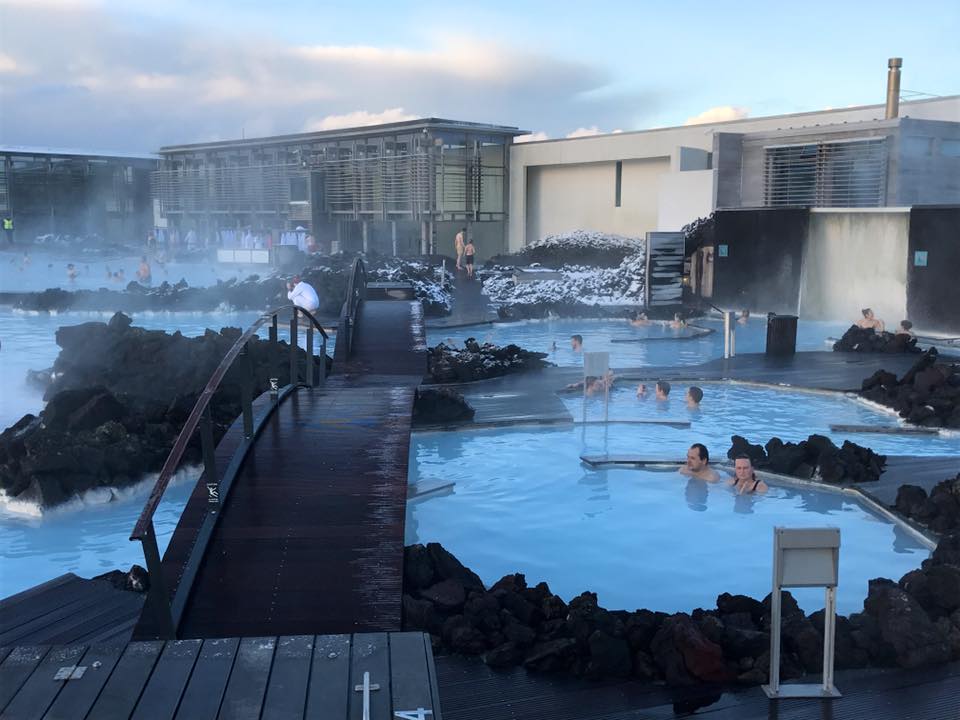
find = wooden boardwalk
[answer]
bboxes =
[141,295,426,640]
[0,632,440,720]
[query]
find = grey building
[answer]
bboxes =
[0,147,157,245]
[714,117,960,210]
[153,118,527,258]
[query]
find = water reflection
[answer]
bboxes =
[685,477,708,512]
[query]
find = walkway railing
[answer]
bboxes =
[335,257,367,362]
[130,305,329,638]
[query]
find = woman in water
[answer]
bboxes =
[727,455,768,494]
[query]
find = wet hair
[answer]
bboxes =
[900,320,913,330]
[691,443,709,462]
[687,386,703,403]
[741,309,750,317]
[861,308,872,318]
[656,380,671,396]
[571,334,583,344]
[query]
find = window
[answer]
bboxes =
[615,161,622,207]
[763,138,888,207]
[289,177,308,203]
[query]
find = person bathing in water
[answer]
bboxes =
[727,455,768,494]
[670,313,686,329]
[630,311,651,327]
[738,309,750,325]
[856,308,885,332]
[680,443,720,482]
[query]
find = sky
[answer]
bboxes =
[0,0,958,153]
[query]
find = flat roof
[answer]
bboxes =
[0,145,159,162]
[158,117,528,154]
[512,95,960,146]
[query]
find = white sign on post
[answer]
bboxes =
[582,351,611,422]
[763,527,842,699]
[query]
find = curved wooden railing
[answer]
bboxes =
[335,257,368,363]
[130,304,329,638]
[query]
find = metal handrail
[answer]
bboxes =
[337,257,368,359]
[129,303,329,638]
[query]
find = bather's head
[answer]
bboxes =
[687,443,710,472]
[861,308,874,320]
[571,334,583,351]
[900,320,913,331]
[686,386,703,406]
[734,454,756,483]
[655,380,671,400]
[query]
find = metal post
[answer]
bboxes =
[723,311,732,359]
[270,314,279,403]
[362,220,369,253]
[768,588,782,694]
[823,586,837,693]
[289,311,298,386]
[201,406,219,511]
[140,522,176,638]
[306,322,315,388]
[319,336,327,385]
[731,321,736,358]
[391,220,397,257]
[240,343,254,439]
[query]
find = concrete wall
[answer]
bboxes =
[711,208,809,314]
[524,157,667,243]
[907,206,960,335]
[799,210,909,323]
[657,170,713,230]
[894,119,960,205]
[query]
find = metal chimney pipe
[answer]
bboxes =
[885,58,902,119]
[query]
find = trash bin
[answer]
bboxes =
[766,314,798,356]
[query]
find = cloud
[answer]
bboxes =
[565,126,623,138]
[683,105,750,125]
[0,3,662,153]
[513,131,549,143]
[303,108,419,132]
[0,52,30,75]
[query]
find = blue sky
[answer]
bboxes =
[1,0,957,152]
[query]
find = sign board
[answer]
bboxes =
[774,527,840,588]
[914,250,928,267]
[718,244,729,257]
[764,526,842,699]
[583,352,610,378]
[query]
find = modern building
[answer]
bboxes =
[152,119,526,258]
[509,95,960,252]
[0,147,157,245]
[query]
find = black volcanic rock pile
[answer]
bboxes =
[412,387,476,425]
[0,312,328,508]
[860,349,960,428]
[895,475,960,534]
[403,539,960,685]
[427,339,552,384]
[728,434,886,484]
[833,325,920,353]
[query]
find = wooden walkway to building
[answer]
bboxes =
[0,632,440,720]
[140,296,426,641]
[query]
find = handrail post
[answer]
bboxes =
[201,406,219,511]
[270,314,280,403]
[289,311,299,386]
[140,521,176,638]
[319,335,327,385]
[240,342,254,439]
[306,322,315,388]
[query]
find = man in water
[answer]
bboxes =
[66,263,78,281]
[727,455,768,494]
[630,311,651,327]
[287,275,320,317]
[738,309,750,325]
[856,308,885,332]
[686,386,703,409]
[655,380,671,401]
[454,227,466,270]
[571,334,583,352]
[680,443,720,482]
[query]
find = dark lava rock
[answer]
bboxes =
[650,614,733,685]
[524,638,577,672]
[426,340,552,384]
[587,630,632,678]
[833,325,919,353]
[863,578,951,668]
[403,544,436,591]
[420,579,467,612]
[894,477,960,534]
[716,592,765,622]
[932,533,960,567]
[402,594,441,634]
[0,313,325,508]
[483,641,521,668]
[728,434,884,484]
[427,542,485,592]
[859,349,960,430]
[412,387,475,425]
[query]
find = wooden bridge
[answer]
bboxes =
[131,260,426,641]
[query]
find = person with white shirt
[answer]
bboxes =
[286,275,320,317]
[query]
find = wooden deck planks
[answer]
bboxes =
[42,643,126,720]
[173,637,240,720]
[0,644,85,720]
[0,645,49,712]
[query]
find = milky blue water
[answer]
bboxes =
[426,317,848,368]
[407,426,930,614]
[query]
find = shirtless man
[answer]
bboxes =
[686,386,703,409]
[571,334,583,352]
[679,443,720,482]
[727,455,768,494]
[630,311,651,327]
[856,308,885,332]
[655,380,671,401]
[454,228,466,270]
[738,309,750,325]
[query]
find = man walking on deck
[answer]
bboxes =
[455,227,466,270]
